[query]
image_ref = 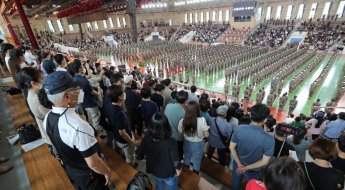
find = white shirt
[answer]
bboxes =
[24,51,37,68]
[27,89,51,144]
[284,118,294,125]
[43,107,97,151]
[178,117,209,142]
[56,67,67,72]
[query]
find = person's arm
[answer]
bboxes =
[240,155,271,172]
[85,153,111,185]
[135,137,146,160]
[85,62,92,79]
[169,139,182,176]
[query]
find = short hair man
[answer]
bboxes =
[164,90,189,160]
[43,71,111,189]
[188,85,199,102]
[230,103,274,190]
[324,112,345,139]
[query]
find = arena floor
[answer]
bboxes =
[100,52,344,117]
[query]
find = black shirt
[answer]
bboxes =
[125,87,141,115]
[136,136,181,178]
[273,137,294,158]
[108,104,132,144]
[299,161,344,190]
[151,93,164,112]
[141,100,158,128]
[331,156,345,174]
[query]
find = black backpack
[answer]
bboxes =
[127,171,152,190]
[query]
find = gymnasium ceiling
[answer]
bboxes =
[2,0,285,18]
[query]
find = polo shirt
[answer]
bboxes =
[108,104,132,144]
[231,124,274,167]
[44,107,100,170]
[141,100,158,128]
[164,103,185,141]
[324,119,345,139]
[74,74,98,108]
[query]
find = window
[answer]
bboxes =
[47,20,55,33]
[169,19,172,26]
[190,13,193,23]
[266,6,272,20]
[256,7,262,21]
[94,21,99,30]
[185,13,188,23]
[219,10,223,22]
[200,12,204,23]
[206,11,210,21]
[109,17,114,28]
[212,11,216,22]
[286,5,293,20]
[122,17,127,27]
[276,6,282,19]
[68,24,74,31]
[308,3,318,19]
[195,12,198,23]
[56,20,64,32]
[86,22,92,30]
[117,17,121,28]
[103,20,108,29]
[336,1,345,18]
[297,4,305,19]
[225,10,230,22]
[322,2,332,18]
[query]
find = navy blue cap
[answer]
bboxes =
[43,71,78,95]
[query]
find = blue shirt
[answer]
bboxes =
[325,119,345,139]
[231,124,274,167]
[164,103,185,141]
[141,100,158,128]
[74,75,98,108]
[201,111,213,127]
[188,92,199,102]
[209,117,233,148]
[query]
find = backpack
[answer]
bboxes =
[127,171,152,190]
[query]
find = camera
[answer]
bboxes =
[275,123,307,137]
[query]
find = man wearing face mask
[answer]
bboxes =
[43,71,111,189]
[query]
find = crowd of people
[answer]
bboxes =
[1,35,345,190]
[299,20,345,50]
[244,23,293,48]
[171,22,229,44]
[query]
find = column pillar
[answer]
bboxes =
[13,0,38,49]
[78,23,83,41]
[2,13,20,46]
[127,0,138,43]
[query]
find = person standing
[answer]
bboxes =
[208,105,233,166]
[24,47,37,68]
[230,103,274,190]
[69,60,105,136]
[178,101,209,173]
[43,71,111,189]
[164,90,188,160]
[311,99,321,116]
[289,96,298,115]
[136,113,181,190]
[107,85,141,166]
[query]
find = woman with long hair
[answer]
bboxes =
[287,127,313,161]
[136,113,181,190]
[17,67,51,145]
[178,101,209,173]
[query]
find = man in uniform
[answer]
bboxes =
[224,80,229,94]
[311,99,321,116]
[43,72,111,189]
[266,91,275,107]
[288,96,298,115]
[325,99,335,114]
[278,93,288,112]
[256,90,263,104]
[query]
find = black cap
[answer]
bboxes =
[43,71,78,95]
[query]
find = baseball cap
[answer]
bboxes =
[124,74,133,84]
[43,71,79,95]
[217,105,229,116]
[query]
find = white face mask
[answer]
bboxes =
[83,67,86,74]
